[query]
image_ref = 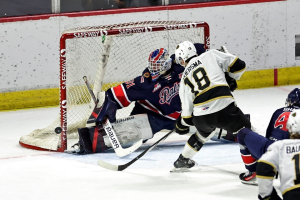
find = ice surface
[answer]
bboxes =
[1,85,298,200]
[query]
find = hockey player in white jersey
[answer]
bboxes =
[257,109,300,200]
[172,41,251,171]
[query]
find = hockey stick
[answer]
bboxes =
[102,118,143,157]
[97,128,176,171]
[83,76,98,105]
[83,76,143,157]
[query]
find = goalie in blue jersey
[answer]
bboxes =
[70,44,207,154]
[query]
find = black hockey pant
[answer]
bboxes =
[193,102,251,138]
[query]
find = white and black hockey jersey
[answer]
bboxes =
[179,49,246,119]
[257,139,300,200]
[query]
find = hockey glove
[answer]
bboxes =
[258,187,282,200]
[225,72,237,92]
[217,46,229,53]
[97,95,117,124]
[175,116,189,135]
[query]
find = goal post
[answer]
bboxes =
[19,21,210,152]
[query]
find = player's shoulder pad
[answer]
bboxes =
[172,63,185,73]
[268,140,285,152]
[194,43,206,56]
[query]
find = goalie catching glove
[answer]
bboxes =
[175,115,189,135]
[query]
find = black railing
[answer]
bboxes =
[0,0,229,18]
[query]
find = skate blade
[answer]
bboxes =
[64,149,84,155]
[170,167,191,173]
[170,162,198,173]
[241,180,258,186]
[64,149,78,154]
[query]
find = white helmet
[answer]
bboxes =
[175,41,197,67]
[287,109,300,137]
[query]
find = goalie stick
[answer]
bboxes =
[82,76,143,157]
[97,128,176,171]
[83,76,98,105]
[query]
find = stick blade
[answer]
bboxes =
[114,139,143,157]
[97,159,120,171]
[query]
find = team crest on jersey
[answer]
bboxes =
[159,82,179,105]
[143,72,150,78]
[153,83,161,92]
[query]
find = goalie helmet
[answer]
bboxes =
[175,41,197,67]
[148,48,172,81]
[287,109,300,138]
[285,88,300,107]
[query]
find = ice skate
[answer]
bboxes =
[64,142,85,154]
[239,171,257,185]
[170,154,197,173]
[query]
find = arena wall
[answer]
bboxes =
[0,0,299,110]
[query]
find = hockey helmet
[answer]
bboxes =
[287,109,300,137]
[148,48,172,81]
[285,88,300,107]
[175,41,197,67]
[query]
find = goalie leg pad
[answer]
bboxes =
[78,126,110,153]
[79,114,153,153]
[103,114,153,148]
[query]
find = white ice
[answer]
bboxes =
[1,85,299,200]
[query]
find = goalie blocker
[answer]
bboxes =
[74,114,152,154]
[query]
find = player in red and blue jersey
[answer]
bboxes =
[237,88,300,185]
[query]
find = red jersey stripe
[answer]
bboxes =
[112,85,131,107]
[138,100,180,120]
[241,154,257,165]
[138,100,161,114]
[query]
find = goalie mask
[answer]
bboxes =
[175,41,197,67]
[285,88,300,107]
[148,48,172,81]
[287,109,300,138]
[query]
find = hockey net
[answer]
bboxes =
[19,21,210,152]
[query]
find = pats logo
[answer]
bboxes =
[159,82,179,105]
[202,107,209,110]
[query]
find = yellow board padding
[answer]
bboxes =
[236,69,275,89]
[0,82,123,111]
[0,88,59,111]
[277,67,300,86]
[237,66,300,89]
[1,67,300,111]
